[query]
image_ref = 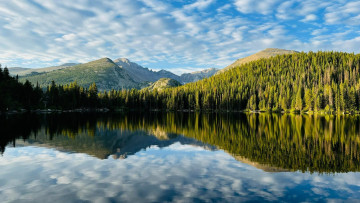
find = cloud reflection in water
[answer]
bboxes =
[1,143,360,202]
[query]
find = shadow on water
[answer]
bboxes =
[1,112,360,173]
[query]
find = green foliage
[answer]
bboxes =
[3,51,360,113]
[295,87,303,111]
[0,65,42,111]
[122,51,359,113]
[156,51,360,113]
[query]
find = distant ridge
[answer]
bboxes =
[114,58,180,83]
[19,57,139,91]
[7,67,30,75]
[114,58,218,84]
[8,63,79,76]
[217,48,297,74]
[180,68,219,83]
[14,57,219,90]
[115,58,159,82]
[59,63,80,67]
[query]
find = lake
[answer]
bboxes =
[1,113,360,202]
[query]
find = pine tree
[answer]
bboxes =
[281,97,288,111]
[248,94,257,110]
[88,83,98,107]
[348,87,356,113]
[295,87,303,111]
[259,99,266,111]
[304,88,313,111]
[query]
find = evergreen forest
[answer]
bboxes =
[1,51,360,114]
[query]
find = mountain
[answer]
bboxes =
[20,58,139,91]
[59,63,80,67]
[7,67,30,76]
[14,128,212,160]
[114,58,217,84]
[157,70,181,81]
[217,48,297,74]
[114,58,180,82]
[144,78,182,91]
[15,57,217,91]
[8,51,360,114]
[180,68,219,83]
[161,51,360,112]
[8,63,79,76]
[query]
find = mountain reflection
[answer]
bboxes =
[1,113,360,173]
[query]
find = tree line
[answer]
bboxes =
[0,65,42,111]
[1,51,360,113]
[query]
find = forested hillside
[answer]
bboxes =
[145,51,360,112]
[159,51,360,112]
[216,48,297,75]
[2,51,360,113]
[19,58,139,91]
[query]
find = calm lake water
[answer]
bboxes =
[1,113,360,202]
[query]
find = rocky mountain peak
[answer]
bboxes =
[114,58,131,64]
[158,69,168,73]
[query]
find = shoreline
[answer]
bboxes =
[0,108,357,116]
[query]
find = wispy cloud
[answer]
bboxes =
[1,145,360,202]
[234,0,281,15]
[301,14,318,22]
[325,1,360,25]
[0,0,359,73]
[184,0,215,10]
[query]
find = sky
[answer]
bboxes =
[0,0,360,74]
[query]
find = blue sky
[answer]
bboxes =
[0,0,360,74]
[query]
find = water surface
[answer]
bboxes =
[1,113,360,202]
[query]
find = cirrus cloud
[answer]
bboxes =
[1,144,360,202]
[0,0,359,74]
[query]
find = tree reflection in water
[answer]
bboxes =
[1,112,359,173]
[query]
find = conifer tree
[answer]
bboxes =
[295,87,303,111]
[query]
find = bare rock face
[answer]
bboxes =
[114,58,218,84]
[114,58,180,83]
[180,68,219,83]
